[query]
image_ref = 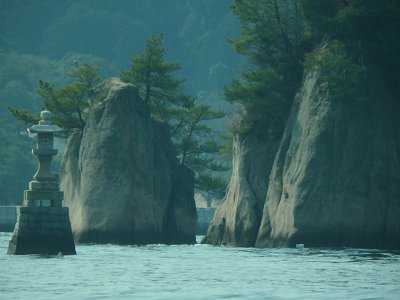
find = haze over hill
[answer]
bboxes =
[0,0,240,205]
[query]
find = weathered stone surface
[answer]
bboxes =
[7,206,76,255]
[202,132,280,246]
[61,78,196,245]
[7,110,76,255]
[29,181,59,191]
[256,71,400,249]
[163,165,197,243]
[24,190,63,201]
[203,68,400,250]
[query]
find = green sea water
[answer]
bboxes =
[1,232,399,300]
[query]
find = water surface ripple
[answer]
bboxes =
[1,233,399,299]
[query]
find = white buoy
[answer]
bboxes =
[296,243,305,249]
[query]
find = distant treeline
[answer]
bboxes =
[0,0,240,204]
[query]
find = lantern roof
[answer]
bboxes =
[28,110,62,134]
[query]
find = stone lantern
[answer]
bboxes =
[26,110,62,207]
[7,111,76,255]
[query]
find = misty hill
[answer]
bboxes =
[0,0,239,205]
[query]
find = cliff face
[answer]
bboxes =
[60,78,197,244]
[256,71,400,249]
[204,70,400,249]
[202,133,280,246]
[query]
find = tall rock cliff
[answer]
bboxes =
[60,78,197,244]
[204,70,400,249]
[256,71,400,249]
[202,133,280,246]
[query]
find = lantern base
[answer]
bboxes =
[23,180,63,207]
[7,206,76,255]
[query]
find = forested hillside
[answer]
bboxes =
[0,0,240,204]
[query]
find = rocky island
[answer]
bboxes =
[61,78,197,245]
[204,67,400,249]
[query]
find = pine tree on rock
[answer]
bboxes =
[121,34,228,198]
[225,0,306,137]
[9,63,100,134]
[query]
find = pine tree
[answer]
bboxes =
[171,96,227,198]
[120,33,184,122]
[9,63,100,133]
[121,34,228,197]
[225,0,306,136]
[301,0,400,98]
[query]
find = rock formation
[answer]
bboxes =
[256,71,400,249]
[202,133,280,246]
[204,70,400,249]
[60,78,197,244]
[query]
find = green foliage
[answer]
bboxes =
[301,0,400,97]
[121,33,184,122]
[0,52,65,122]
[41,63,100,132]
[231,0,304,62]
[226,0,306,136]
[173,106,229,197]
[9,63,101,133]
[0,121,36,205]
[300,0,343,39]
[228,0,400,138]
[172,97,228,198]
[225,67,288,136]
[196,174,228,199]
[338,0,400,97]
[122,34,228,197]
[1,1,239,204]
[0,0,240,94]
[7,107,40,125]
[0,52,67,205]
[169,97,227,190]
[304,41,366,102]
